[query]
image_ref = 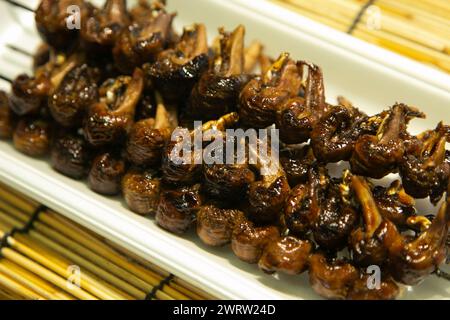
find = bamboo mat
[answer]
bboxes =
[272,0,450,73]
[0,182,213,300]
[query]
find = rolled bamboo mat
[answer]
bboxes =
[0,182,214,300]
[272,0,450,73]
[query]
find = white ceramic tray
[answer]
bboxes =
[0,0,449,299]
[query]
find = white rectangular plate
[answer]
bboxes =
[0,0,449,299]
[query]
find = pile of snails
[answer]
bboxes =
[0,0,448,300]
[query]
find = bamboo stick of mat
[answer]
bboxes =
[17,233,144,299]
[370,0,450,37]
[0,186,38,214]
[0,247,97,300]
[0,218,132,300]
[0,193,190,299]
[273,0,450,72]
[0,271,44,300]
[335,0,450,53]
[0,184,194,300]
[104,239,212,300]
[0,204,148,300]
[0,223,96,300]
[0,221,76,300]
[281,0,450,53]
[352,28,450,72]
[0,259,75,300]
[22,230,152,299]
[0,218,131,300]
[284,0,450,46]
[0,286,24,300]
[40,212,182,299]
[388,0,450,21]
[4,209,185,300]
[0,212,173,300]
[0,182,208,299]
